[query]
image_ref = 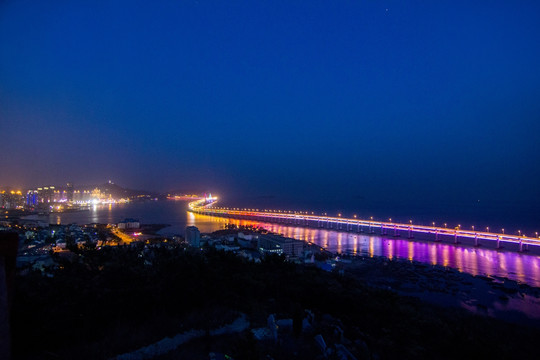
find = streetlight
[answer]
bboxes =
[354,214,357,219]
[518,230,522,237]
[486,227,489,232]
[432,222,435,227]
[472,225,475,232]
[502,228,505,235]
[444,223,447,228]
[409,220,412,224]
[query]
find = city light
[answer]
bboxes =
[188,200,540,248]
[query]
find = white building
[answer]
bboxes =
[118,218,140,229]
[185,226,201,247]
[257,234,304,257]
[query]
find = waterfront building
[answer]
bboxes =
[1,191,24,209]
[257,234,304,257]
[53,189,67,202]
[185,226,201,247]
[117,218,140,230]
[66,183,74,202]
[39,187,54,203]
[73,189,93,203]
[28,190,38,206]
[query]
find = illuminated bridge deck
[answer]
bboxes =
[189,199,540,251]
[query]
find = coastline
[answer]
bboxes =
[340,254,540,326]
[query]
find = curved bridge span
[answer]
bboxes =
[189,198,540,251]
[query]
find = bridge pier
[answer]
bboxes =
[190,206,540,255]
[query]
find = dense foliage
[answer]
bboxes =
[12,245,540,359]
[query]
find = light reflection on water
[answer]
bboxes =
[190,212,540,287]
[49,202,540,288]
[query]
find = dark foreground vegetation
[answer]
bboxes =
[12,244,540,359]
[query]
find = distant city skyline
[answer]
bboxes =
[0,179,211,197]
[2,1,540,205]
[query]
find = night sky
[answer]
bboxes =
[1,1,540,206]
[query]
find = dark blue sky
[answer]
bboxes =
[1,1,539,205]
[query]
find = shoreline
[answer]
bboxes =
[220,219,540,285]
[339,254,540,326]
[202,223,540,323]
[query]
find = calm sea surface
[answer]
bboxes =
[49,200,540,287]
